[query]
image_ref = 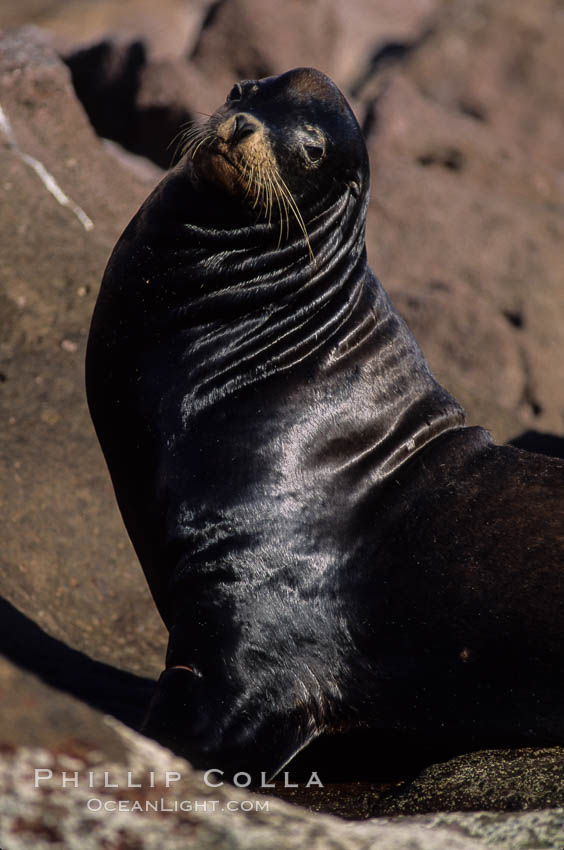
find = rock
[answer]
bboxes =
[401,0,564,173]
[187,0,445,104]
[0,27,167,678]
[63,38,148,152]
[0,0,68,33]
[365,72,564,442]
[333,0,440,90]
[64,37,194,168]
[57,0,445,169]
[0,0,211,61]
[0,598,155,733]
[372,747,564,816]
[188,0,341,109]
[0,655,560,847]
[101,138,164,187]
[0,715,491,850]
[0,654,132,757]
[393,809,564,850]
[62,0,343,169]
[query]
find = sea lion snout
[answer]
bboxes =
[189,105,271,200]
[216,112,262,146]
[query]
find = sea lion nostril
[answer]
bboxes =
[227,83,243,102]
[304,143,324,162]
[231,114,258,144]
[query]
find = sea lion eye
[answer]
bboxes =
[303,143,324,163]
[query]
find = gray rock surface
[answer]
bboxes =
[373,747,564,816]
[0,716,489,850]
[395,810,564,850]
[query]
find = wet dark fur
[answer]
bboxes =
[86,68,564,781]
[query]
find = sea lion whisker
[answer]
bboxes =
[180,124,216,159]
[266,173,274,225]
[169,119,200,151]
[186,129,211,151]
[266,170,275,221]
[178,124,206,149]
[275,173,315,265]
[258,167,269,214]
[180,133,203,158]
[250,164,265,210]
[269,174,288,248]
[169,121,206,164]
[262,171,270,222]
[238,160,250,194]
[243,163,257,202]
[265,177,273,224]
[271,173,291,243]
[278,177,291,242]
[273,176,284,248]
[190,134,215,160]
[251,164,263,210]
[245,164,256,201]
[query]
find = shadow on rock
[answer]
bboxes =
[64,38,194,169]
[509,430,564,460]
[0,596,155,730]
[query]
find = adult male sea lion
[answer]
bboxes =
[86,68,564,782]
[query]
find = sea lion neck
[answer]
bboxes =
[313,273,466,488]
[120,158,368,326]
[99,159,463,467]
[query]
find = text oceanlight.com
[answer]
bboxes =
[86,798,270,813]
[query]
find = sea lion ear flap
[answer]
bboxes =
[141,667,321,785]
[349,180,361,198]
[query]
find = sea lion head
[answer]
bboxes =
[184,68,369,227]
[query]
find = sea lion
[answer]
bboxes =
[86,67,564,782]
